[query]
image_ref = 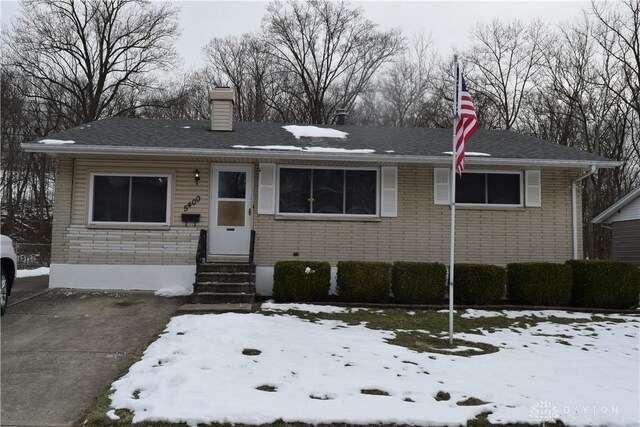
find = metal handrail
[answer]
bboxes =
[248,229,256,274]
[195,229,207,278]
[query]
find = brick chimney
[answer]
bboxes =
[210,87,235,131]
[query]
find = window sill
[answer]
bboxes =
[274,214,382,222]
[454,204,525,211]
[86,223,172,230]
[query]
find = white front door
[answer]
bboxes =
[210,164,253,255]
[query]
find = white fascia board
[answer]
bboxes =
[592,187,640,224]
[21,143,620,169]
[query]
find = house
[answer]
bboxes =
[22,88,619,297]
[592,187,640,264]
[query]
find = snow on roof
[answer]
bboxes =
[442,151,490,156]
[38,139,76,145]
[233,145,374,154]
[283,125,348,139]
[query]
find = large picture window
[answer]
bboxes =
[278,168,377,215]
[456,172,522,206]
[91,174,170,224]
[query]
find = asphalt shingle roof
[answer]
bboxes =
[24,117,614,164]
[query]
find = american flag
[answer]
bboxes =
[455,69,479,175]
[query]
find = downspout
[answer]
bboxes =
[571,165,597,259]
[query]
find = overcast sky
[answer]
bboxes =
[1,0,590,70]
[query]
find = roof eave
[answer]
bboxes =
[21,143,621,169]
[592,187,640,224]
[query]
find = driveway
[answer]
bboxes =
[1,277,187,427]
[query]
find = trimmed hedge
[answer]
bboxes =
[272,261,331,302]
[506,263,572,306]
[566,260,640,309]
[337,261,392,303]
[391,262,447,304]
[454,264,506,305]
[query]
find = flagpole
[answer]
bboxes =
[449,55,460,345]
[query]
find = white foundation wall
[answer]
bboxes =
[255,266,338,296]
[50,264,196,291]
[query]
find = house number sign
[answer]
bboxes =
[184,195,201,212]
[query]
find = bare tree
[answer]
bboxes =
[591,0,640,117]
[3,0,180,125]
[462,19,547,130]
[377,33,435,127]
[261,0,404,124]
[203,34,275,122]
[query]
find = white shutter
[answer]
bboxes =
[380,166,398,217]
[434,168,450,205]
[525,170,541,207]
[258,163,276,214]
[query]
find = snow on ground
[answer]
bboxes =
[108,309,639,426]
[261,301,348,314]
[16,267,50,278]
[283,125,348,139]
[38,139,76,144]
[154,285,192,297]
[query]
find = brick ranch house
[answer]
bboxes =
[23,88,618,297]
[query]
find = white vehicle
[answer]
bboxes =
[1,235,17,315]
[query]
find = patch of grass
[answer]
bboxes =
[360,389,390,396]
[467,411,567,426]
[403,397,415,403]
[242,348,262,356]
[435,391,451,401]
[391,331,499,356]
[256,385,277,392]
[457,397,490,406]
[309,394,333,400]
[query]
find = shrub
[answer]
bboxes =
[391,262,447,304]
[272,261,331,302]
[453,264,506,305]
[506,263,572,306]
[566,260,640,309]
[337,261,392,303]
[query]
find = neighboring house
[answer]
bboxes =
[22,88,619,295]
[592,187,640,264]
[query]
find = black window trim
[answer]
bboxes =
[276,165,380,217]
[89,172,172,226]
[456,170,523,207]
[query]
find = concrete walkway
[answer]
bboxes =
[1,278,187,427]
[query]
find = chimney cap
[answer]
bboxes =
[334,108,348,125]
[210,87,235,103]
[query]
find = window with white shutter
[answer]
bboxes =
[525,170,541,207]
[258,163,276,214]
[434,168,450,205]
[380,166,398,217]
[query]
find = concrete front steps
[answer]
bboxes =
[189,262,256,310]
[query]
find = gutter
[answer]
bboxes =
[20,143,621,169]
[571,165,597,259]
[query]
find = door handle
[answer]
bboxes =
[248,207,252,216]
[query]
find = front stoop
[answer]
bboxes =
[191,262,256,306]
[177,303,252,314]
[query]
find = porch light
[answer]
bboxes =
[194,169,200,185]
